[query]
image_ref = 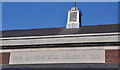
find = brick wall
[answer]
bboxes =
[0,53,10,64]
[105,50,120,63]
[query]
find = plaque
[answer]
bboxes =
[10,49,105,64]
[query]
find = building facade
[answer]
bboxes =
[1,4,120,70]
[0,24,120,70]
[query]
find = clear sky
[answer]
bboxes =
[2,2,118,30]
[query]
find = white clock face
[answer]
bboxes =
[70,12,77,22]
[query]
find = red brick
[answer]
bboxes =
[0,53,10,64]
[105,50,120,63]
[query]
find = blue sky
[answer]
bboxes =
[2,2,119,30]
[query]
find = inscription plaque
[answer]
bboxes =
[10,49,105,64]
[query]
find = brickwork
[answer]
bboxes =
[105,50,120,63]
[0,53,10,64]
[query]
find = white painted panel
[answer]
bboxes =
[2,35,119,46]
[10,49,105,64]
